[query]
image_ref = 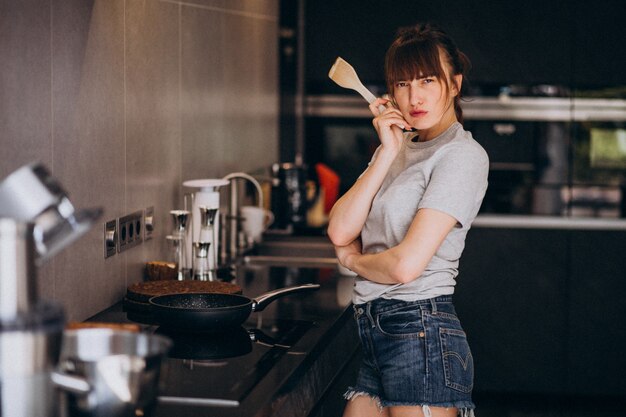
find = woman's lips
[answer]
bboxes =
[410,110,427,117]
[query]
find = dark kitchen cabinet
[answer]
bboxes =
[456,226,626,397]
[455,228,570,394]
[304,0,626,93]
[571,0,626,88]
[568,231,626,396]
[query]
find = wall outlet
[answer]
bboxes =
[144,206,154,240]
[118,210,143,252]
[104,219,117,258]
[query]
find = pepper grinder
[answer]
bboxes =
[198,206,219,279]
[169,210,190,280]
[193,241,212,281]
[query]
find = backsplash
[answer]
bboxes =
[0,0,279,320]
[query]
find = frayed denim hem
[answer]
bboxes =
[344,389,476,417]
[344,388,384,412]
[384,404,475,417]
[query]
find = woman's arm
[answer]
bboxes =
[326,146,396,246]
[327,98,408,247]
[335,207,457,284]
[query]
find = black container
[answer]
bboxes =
[271,163,309,230]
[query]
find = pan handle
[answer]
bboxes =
[252,283,320,312]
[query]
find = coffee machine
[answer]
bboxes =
[0,163,102,416]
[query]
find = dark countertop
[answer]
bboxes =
[89,260,359,417]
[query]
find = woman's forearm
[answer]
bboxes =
[327,147,398,246]
[339,208,458,285]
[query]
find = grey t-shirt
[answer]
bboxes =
[353,122,489,304]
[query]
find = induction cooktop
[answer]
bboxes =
[152,317,314,407]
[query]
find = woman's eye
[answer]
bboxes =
[396,81,409,88]
[422,78,435,84]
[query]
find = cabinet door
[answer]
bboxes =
[568,230,626,396]
[571,0,626,87]
[455,228,569,394]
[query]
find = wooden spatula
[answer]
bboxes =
[328,57,386,112]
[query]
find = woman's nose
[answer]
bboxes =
[409,88,423,106]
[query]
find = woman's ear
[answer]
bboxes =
[451,74,463,96]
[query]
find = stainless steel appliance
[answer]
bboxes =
[52,329,171,417]
[304,93,626,218]
[0,219,65,417]
[0,163,102,262]
[0,162,102,416]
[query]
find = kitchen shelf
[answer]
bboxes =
[305,95,626,122]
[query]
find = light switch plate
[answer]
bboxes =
[144,206,154,240]
[104,219,117,258]
[118,211,143,252]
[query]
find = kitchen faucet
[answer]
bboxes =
[221,172,263,264]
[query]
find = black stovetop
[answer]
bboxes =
[155,317,314,406]
[88,263,357,416]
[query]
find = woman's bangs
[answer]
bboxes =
[388,40,444,83]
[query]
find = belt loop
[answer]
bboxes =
[365,302,376,328]
[430,297,438,313]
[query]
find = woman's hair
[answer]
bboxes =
[384,23,471,123]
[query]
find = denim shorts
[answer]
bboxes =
[346,296,475,413]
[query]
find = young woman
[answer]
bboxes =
[327,23,489,417]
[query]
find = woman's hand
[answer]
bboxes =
[335,237,362,271]
[369,97,409,155]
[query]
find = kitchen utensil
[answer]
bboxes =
[126,280,242,304]
[123,280,244,322]
[0,163,102,262]
[193,241,212,281]
[169,210,190,280]
[52,328,171,417]
[148,283,320,332]
[328,57,386,113]
[198,206,219,276]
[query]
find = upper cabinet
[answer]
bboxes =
[304,0,626,94]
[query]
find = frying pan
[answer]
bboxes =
[149,283,320,332]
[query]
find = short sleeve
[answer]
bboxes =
[418,143,489,228]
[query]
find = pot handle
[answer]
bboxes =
[51,371,91,394]
[251,283,320,312]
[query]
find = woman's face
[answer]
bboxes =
[392,56,461,140]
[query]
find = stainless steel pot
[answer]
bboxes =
[52,329,172,417]
[0,303,65,417]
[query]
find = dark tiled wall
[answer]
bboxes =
[0,0,279,320]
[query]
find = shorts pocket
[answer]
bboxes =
[375,306,424,339]
[439,328,474,393]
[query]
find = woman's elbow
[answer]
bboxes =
[326,221,355,247]
[389,258,424,284]
[327,228,352,247]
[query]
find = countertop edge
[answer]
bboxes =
[473,215,626,230]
